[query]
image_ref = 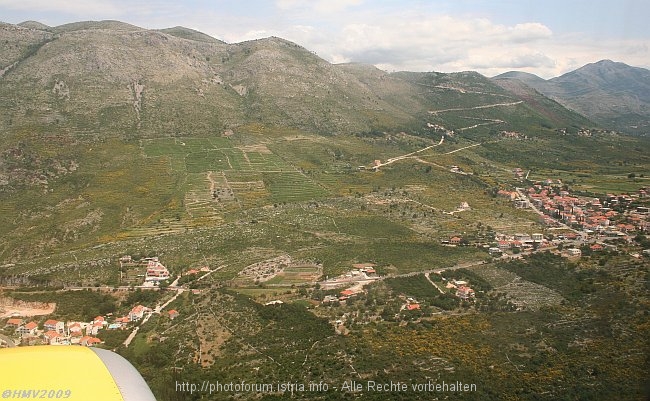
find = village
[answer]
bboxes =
[1,256,184,349]
[443,180,650,258]
[1,304,180,348]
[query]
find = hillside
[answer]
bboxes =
[0,20,649,401]
[1,20,648,264]
[494,60,650,135]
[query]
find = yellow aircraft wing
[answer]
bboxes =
[0,346,156,401]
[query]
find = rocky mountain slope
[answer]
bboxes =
[0,19,596,141]
[494,60,650,135]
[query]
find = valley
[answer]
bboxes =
[0,20,649,401]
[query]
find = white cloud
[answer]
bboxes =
[297,14,559,74]
[509,23,553,42]
[262,10,648,78]
[276,0,364,13]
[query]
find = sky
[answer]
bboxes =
[0,0,648,78]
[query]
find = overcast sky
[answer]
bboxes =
[1,0,648,78]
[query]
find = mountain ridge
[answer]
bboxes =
[494,60,650,134]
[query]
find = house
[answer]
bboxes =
[43,330,67,345]
[590,244,604,252]
[69,331,83,344]
[5,318,23,328]
[168,310,179,320]
[340,289,355,297]
[128,305,148,322]
[406,303,421,311]
[566,248,582,257]
[456,286,475,300]
[144,257,170,282]
[67,322,83,335]
[86,321,104,336]
[498,240,511,250]
[44,319,65,334]
[450,236,462,245]
[79,336,102,347]
[488,247,502,255]
[17,321,39,336]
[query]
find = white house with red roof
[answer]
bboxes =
[128,305,150,322]
[17,321,39,336]
[144,257,170,282]
[79,336,102,347]
[43,330,67,345]
[43,319,65,334]
[67,322,83,335]
[456,286,476,301]
[86,321,104,336]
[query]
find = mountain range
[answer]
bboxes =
[1,20,648,137]
[493,60,650,135]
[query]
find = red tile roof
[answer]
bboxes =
[24,322,38,330]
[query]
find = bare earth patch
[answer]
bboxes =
[0,297,56,318]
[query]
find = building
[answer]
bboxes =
[5,318,23,328]
[79,336,102,347]
[43,330,67,345]
[43,319,65,334]
[488,247,502,255]
[128,305,150,322]
[145,258,170,282]
[17,322,38,336]
[456,286,475,300]
[590,244,604,252]
[566,248,582,257]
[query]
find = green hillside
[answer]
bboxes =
[0,21,648,401]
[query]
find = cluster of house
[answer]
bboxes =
[323,288,363,304]
[519,184,649,236]
[490,233,546,254]
[144,258,170,282]
[1,303,171,347]
[401,297,421,311]
[119,256,170,284]
[445,279,476,301]
[497,189,530,209]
